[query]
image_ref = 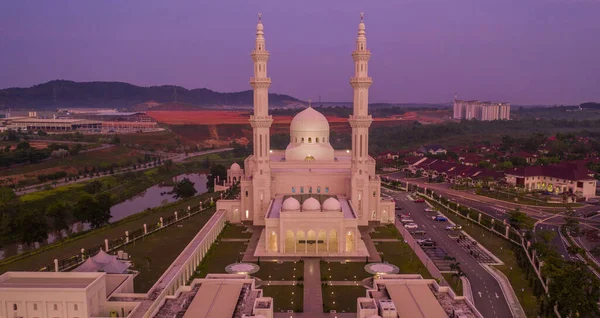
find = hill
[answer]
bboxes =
[0,80,301,110]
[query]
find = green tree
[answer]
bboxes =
[90,193,112,229]
[45,203,70,235]
[16,209,49,246]
[563,208,580,236]
[172,178,197,199]
[507,208,532,230]
[549,262,600,317]
[206,164,227,192]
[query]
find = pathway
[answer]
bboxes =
[358,227,382,262]
[303,259,324,314]
[242,226,262,262]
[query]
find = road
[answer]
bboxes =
[386,188,513,318]
[384,172,600,262]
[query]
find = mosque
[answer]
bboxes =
[217,14,395,257]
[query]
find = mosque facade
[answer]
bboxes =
[217,14,395,257]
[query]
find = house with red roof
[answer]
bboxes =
[505,163,597,200]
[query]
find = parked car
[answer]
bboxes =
[400,218,415,224]
[404,223,419,229]
[424,207,437,212]
[432,215,448,222]
[417,238,436,246]
[446,225,462,231]
[411,230,427,236]
[414,198,425,203]
[395,205,402,210]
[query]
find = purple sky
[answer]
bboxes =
[1,0,599,105]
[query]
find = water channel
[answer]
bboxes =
[0,173,208,260]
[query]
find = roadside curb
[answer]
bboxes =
[461,276,474,304]
[482,264,527,318]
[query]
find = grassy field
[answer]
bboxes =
[192,241,248,278]
[322,285,366,313]
[376,241,433,279]
[219,223,252,239]
[475,188,583,208]
[260,285,304,313]
[4,145,143,177]
[432,201,540,317]
[442,273,463,296]
[369,224,402,240]
[253,261,302,281]
[0,191,220,274]
[320,261,371,281]
[122,207,218,293]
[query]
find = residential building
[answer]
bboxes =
[505,163,597,199]
[453,98,510,121]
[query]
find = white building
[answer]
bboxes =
[453,97,510,121]
[217,14,394,257]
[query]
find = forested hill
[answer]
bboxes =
[0,80,300,109]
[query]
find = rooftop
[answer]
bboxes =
[0,272,102,289]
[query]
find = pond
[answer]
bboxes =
[0,173,208,260]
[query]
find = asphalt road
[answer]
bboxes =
[384,172,600,262]
[387,188,513,318]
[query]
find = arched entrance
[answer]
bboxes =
[268,231,278,252]
[285,230,295,254]
[307,230,317,254]
[318,230,328,254]
[328,230,339,254]
[296,231,306,254]
[381,209,388,223]
[345,230,355,253]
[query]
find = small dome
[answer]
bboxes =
[302,197,321,212]
[290,107,330,133]
[322,197,341,211]
[230,163,241,172]
[282,197,300,212]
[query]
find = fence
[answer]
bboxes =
[38,186,237,273]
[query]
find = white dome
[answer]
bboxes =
[230,163,241,172]
[282,197,300,212]
[290,107,330,133]
[322,197,341,211]
[302,197,321,212]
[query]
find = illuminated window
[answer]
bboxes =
[292,186,296,193]
[316,137,319,143]
[308,137,312,143]
[325,187,329,193]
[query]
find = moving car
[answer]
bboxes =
[400,218,415,224]
[424,207,437,212]
[404,223,419,229]
[411,230,427,236]
[432,215,448,222]
[417,238,436,246]
[446,225,462,231]
[414,198,425,203]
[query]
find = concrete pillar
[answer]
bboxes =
[505,225,510,238]
[478,213,482,224]
[144,224,148,235]
[54,259,59,272]
[160,217,164,227]
[104,239,109,252]
[81,248,86,261]
[125,231,130,243]
[174,211,178,221]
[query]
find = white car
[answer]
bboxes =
[425,207,437,212]
[400,218,415,224]
[404,223,419,229]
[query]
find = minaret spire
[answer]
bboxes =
[248,13,273,224]
[349,13,374,223]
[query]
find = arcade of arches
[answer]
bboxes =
[267,229,357,254]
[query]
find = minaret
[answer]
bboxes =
[249,13,273,224]
[349,13,374,224]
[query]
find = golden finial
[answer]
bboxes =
[308,99,312,108]
[258,13,262,23]
[360,12,364,22]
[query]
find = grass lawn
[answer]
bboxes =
[5,145,143,176]
[322,285,366,313]
[192,241,247,278]
[474,189,583,208]
[260,285,303,313]
[320,261,372,281]
[253,261,303,281]
[220,223,252,239]
[121,207,218,293]
[442,273,463,296]
[369,224,401,240]
[431,201,540,317]
[376,242,433,279]
[0,191,221,273]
